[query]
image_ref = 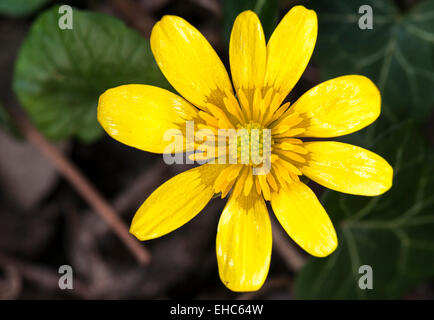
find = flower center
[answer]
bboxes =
[229,122,272,165]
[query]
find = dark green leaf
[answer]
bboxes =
[295,122,434,299]
[222,0,278,45]
[309,0,434,122]
[0,0,50,17]
[13,6,169,142]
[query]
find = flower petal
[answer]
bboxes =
[229,10,266,92]
[271,182,337,257]
[98,84,198,153]
[302,141,393,196]
[130,164,225,240]
[151,15,233,110]
[264,6,317,98]
[216,187,271,292]
[292,75,381,137]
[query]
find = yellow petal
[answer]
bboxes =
[130,164,224,240]
[98,84,197,153]
[264,6,317,98]
[271,182,337,257]
[216,188,272,292]
[302,141,393,196]
[151,15,233,110]
[292,75,381,137]
[229,10,266,92]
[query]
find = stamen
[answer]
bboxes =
[198,111,219,127]
[263,92,284,124]
[270,109,299,129]
[197,123,219,135]
[266,172,278,191]
[285,138,303,145]
[232,167,249,198]
[272,125,290,135]
[237,89,251,121]
[282,128,305,137]
[289,172,300,182]
[258,174,271,201]
[223,95,245,124]
[277,150,306,163]
[254,175,261,194]
[272,166,288,189]
[205,102,234,129]
[243,167,254,196]
[227,165,243,181]
[195,86,311,202]
[221,181,234,198]
[274,142,297,151]
[268,102,291,125]
[213,165,247,199]
[277,159,302,175]
[291,145,308,154]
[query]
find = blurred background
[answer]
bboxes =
[0,0,433,299]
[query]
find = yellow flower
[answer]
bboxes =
[97,6,393,292]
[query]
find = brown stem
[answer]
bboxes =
[5,105,151,265]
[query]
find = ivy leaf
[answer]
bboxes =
[222,0,278,45]
[295,122,434,299]
[309,0,434,122]
[0,0,50,17]
[13,6,169,142]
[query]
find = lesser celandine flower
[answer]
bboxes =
[97,6,393,291]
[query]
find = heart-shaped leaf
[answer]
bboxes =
[0,0,50,17]
[13,6,169,142]
[309,0,434,122]
[295,122,434,299]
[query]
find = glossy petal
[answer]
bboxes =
[292,75,381,137]
[151,15,233,110]
[229,10,266,92]
[302,141,393,196]
[98,84,197,153]
[271,182,337,257]
[264,6,317,97]
[130,164,225,240]
[216,188,272,292]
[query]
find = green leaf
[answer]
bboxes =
[222,0,278,45]
[309,0,434,123]
[0,0,50,17]
[13,6,169,142]
[295,122,434,299]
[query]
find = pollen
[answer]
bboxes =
[229,122,271,165]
